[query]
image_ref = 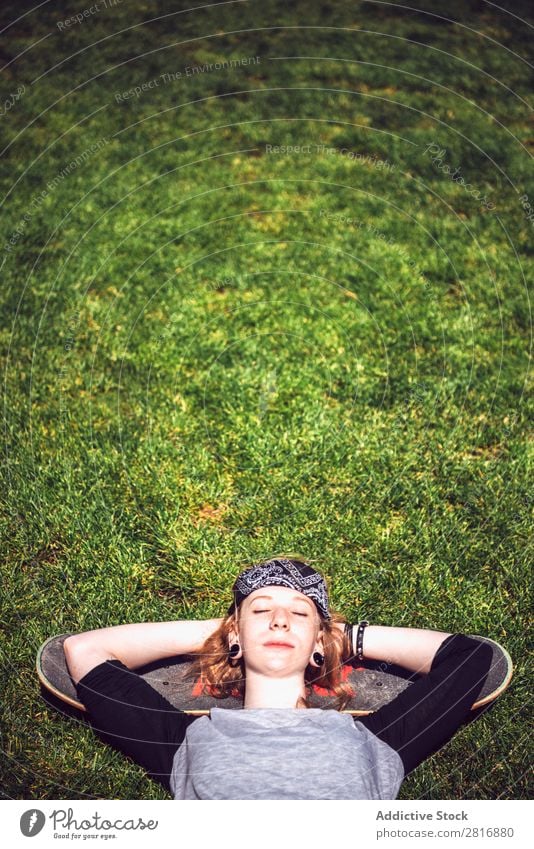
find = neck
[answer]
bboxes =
[243,669,307,709]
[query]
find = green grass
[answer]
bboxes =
[0,0,532,800]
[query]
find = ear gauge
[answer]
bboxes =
[228,643,241,666]
[312,651,324,667]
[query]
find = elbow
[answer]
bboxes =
[463,635,493,668]
[63,634,87,681]
[63,633,115,685]
[63,633,86,664]
[63,633,79,661]
[432,634,494,682]
[458,636,494,699]
[472,639,494,679]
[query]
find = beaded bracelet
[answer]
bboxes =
[355,620,369,661]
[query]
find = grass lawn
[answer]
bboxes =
[0,0,532,800]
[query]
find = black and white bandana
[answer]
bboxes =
[231,559,331,619]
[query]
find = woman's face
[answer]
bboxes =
[232,585,324,677]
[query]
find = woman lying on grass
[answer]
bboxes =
[64,557,493,799]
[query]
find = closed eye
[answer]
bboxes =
[252,609,308,616]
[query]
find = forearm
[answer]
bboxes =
[64,619,223,683]
[362,625,452,674]
[338,623,452,674]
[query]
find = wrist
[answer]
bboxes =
[190,618,224,653]
[355,620,369,661]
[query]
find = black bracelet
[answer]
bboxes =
[344,622,354,656]
[356,621,369,662]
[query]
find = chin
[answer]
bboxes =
[264,659,304,676]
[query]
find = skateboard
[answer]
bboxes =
[37,633,512,717]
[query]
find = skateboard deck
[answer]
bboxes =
[37,633,512,717]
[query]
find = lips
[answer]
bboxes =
[264,641,294,648]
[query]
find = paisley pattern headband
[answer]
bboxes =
[231,558,331,619]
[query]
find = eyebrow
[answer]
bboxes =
[250,594,313,607]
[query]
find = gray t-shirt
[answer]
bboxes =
[169,707,404,800]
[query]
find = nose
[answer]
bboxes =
[270,606,290,629]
